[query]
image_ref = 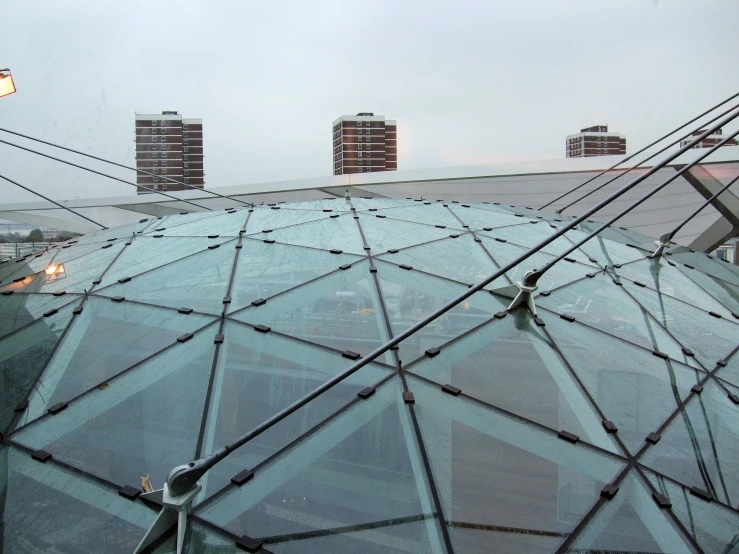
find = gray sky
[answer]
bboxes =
[1,0,738,203]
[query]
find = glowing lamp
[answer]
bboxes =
[0,69,16,98]
[45,264,65,276]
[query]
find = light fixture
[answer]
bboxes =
[44,264,65,279]
[0,69,16,98]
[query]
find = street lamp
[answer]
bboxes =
[0,69,16,98]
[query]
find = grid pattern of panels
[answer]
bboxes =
[1,198,738,554]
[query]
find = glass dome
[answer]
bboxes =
[1,198,738,553]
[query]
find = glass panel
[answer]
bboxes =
[151,521,241,553]
[30,242,127,294]
[646,468,739,554]
[0,292,81,340]
[250,215,365,255]
[666,248,739,287]
[479,222,596,266]
[196,321,392,499]
[565,471,692,553]
[19,296,216,426]
[448,204,534,230]
[376,234,498,286]
[626,282,739,368]
[578,220,655,247]
[99,236,230,287]
[351,197,417,211]
[232,260,392,362]
[376,204,466,229]
[411,309,618,453]
[278,199,352,211]
[244,206,331,232]
[541,312,704,454]
[539,272,700,366]
[448,525,564,554]
[199,381,437,543]
[14,328,218,489]
[407,376,625,535]
[479,236,595,293]
[97,242,236,314]
[358,215,452,252]
[613,258,735,318]
[564,229,647,266]
[52,240,122,264]
[376,260,507,365]
[0,307,73,434]
[0,446,154,554]
[71,219,153,245]
[138,211,223,234]
[150,210,249,237]
[230,240,362,311]
[268,520,443,554]
[716,356,739,389]
[678,266,739,316]
[639,381,739,506]
[1,247,59,282]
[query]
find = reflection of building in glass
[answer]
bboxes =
[332,112,397,175]
[680,127,739,150]
[566,125,627,158]
[1,198,738,552]
[134,111,204,194]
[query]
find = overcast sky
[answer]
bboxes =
[1,0,738,203]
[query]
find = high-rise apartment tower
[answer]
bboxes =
[134,111,204,194]
[566,125,626,158]
[332,113,396,175]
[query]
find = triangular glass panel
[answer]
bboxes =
[375,260,506,365]
[17,295,216,426]
[376,204,466,229]
[0,306,74,435]
[406,376,625,535]
[376,234,498,286]
[539,272,701,367]
[279,199,352,211]
[0,292,81,341]
[195,321,392,499]
[625,282,739,368]
[52,239,124,265]
[478,222,596,266]
[645,468,739,554]
[716,356,739,389]
[245,206,331,232]
[146,209,249,237]
[70,218,154,245]
[639,380,739,506]
[578,220,655,247]
[198,380,437,543]
[0,445,155,554]
[448,204,535,231]
[0,247,59,283]
[136,211,223,234]
[447,525,565,554]
[268,519,444,554]
[232,260,392,362]
[230,240,362,311]
[411,309,619,453]
[0,241,126,294]
[666,248,739,287]
[351,197,417,210]
[565,471,693,553]
[99,236,231,288]
[97,242,237,314]
[564,228,648,267]
[613,257,735,318]
[14,328,218,489]
[248,214,365,255]
[541,312,704,454]
[479,236,599,293]
[358,215,452,252]
[677,265,739,315]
